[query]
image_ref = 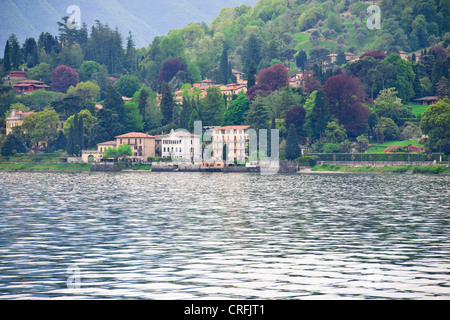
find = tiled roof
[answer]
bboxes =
[214,125,250,130]
[115,132,156,138]
[97,141,116,145]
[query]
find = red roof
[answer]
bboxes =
[214,125,250,130]
[115,132,155,138]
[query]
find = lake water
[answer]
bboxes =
[0,171,449,299]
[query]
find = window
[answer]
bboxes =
[163,147,166,152]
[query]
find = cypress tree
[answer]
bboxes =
[247,62,256,90]
[160,81,175,125]
[180,95,193,130]
[78,115,84,152]
[285,124,302,160]
[138,88,149,128]
[67,125,74,155]
[3,40,11,72]
[73,112,80,156]
[220,48,229,84]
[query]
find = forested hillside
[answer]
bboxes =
[1,0,449,157]
[0,0,258,50]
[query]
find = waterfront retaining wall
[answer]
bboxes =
[319,161,436,167]
[91,162,119,172]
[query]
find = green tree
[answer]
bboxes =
[379,117,400,141]
[124,101,144,132]
[26,63,51,84]
[78,61,101,82]
[383,54,416,102]
[305,88,330,141]
[222,91,250,126]
[1,133,27,156]
[420,98,450,155]
[21,108,59,148]
[285,124,302,160]
[247,61,257,90]
[3,40,11,72]
[242,34,262,72]
[322,120,348,144]
[104,84,125,120]
[245,94,272,131]
[199,86,225,126]
[138,87,150,129]
[160,81,176,125]
[66,81,100,104]
[115,74,141,98]
[327,12,342,33]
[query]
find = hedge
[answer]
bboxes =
[308,153,443,162]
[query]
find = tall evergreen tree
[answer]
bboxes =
[247,62,257,90]
[78,115,84,151]
[306,87,331,141]
[295,50,307,71]
[285,124,302,160]
[220,48,229,84]
[138,88,149,129]
[3,40,11,72]
[9,34,21,70]
[104,84,125,120]
[67,125,74,155]
[180,96,193,129]
[160,81,175,125]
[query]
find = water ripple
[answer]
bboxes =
[0,172,449,299]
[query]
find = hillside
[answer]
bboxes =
[0,0,258,50]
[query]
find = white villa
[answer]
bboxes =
[156,129,202,163]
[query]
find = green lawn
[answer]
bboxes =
[311,164,450,174]
[366,139,424,153]
[0,163,91,171]
[404,104,429,117]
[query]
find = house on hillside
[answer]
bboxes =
[13,80,50,93]
[5,109,35,134]
[415,96,439,106]
[220,83,247,100]
[2,71,27,82]
[84,132,156,162]
[232,69,244,83]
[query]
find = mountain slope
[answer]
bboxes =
[0,0,257,50]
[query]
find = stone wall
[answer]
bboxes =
[90,162,119,172]
[319,161,436,167]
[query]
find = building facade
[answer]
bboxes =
[157,129,201,163]
[5,109,35,134]
[13,80,50,93]
[114,132,156,161]
[210,125,249,164]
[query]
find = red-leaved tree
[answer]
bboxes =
[285,105,306,136]
[323,74,368,137]
[245,83,272,100]
[158,58,188,87]
[339,101,370,137]
[323,74,365,118]
[51,65,79,93]
[359,50,387,60]
[256,63,289,91]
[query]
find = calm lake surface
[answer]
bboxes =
[0,171,449,299]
